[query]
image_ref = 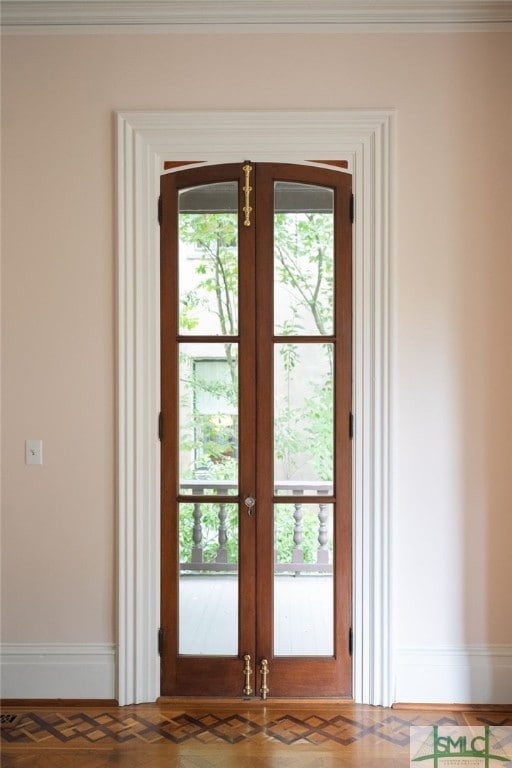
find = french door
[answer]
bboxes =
[160,162,352,698]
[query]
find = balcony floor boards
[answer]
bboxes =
[180,574,333,655]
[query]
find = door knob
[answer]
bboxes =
[244,497,256,516]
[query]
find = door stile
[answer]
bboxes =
[160,171,180,693]
[254,165,275,670]
[333,172,353,696]
[238,162,258,665]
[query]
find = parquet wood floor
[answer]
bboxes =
[1,703,511,767]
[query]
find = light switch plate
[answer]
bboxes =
[26,439,43,465]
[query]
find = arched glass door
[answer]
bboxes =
[160,163,352,697]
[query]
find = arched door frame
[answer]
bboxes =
[116,109,394,706]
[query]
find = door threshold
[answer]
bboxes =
[157,696,354,709]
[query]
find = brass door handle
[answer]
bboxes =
[260,658,269,700]
[242,163,253,227]
[243,654,253,697]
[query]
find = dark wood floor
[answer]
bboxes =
[1,702,511,767]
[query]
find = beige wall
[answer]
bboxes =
[1,32,511,658]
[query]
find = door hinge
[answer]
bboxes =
[158,195,162,226]
[158,412,164,441]
[349,627,353,656]
[349,411,354,440]
[158,628,164,656]
[349,193,354,223]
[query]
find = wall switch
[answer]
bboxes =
[26,439,43,465]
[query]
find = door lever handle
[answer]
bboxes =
[244,497,256,516]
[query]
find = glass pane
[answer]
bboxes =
[274,344,333,495]
[179,182,238,336]
[179,342,238,495]
[274,503,334,656]
[179,502,238,655]
[274,182,334,336]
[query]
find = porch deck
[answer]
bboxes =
[179,574,333,656]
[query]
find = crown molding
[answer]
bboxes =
[2,0,512,34]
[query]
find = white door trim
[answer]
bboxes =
[116,109,394,705]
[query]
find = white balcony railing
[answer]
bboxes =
[179,480,333,575]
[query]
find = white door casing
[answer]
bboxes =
[116,109,394,705]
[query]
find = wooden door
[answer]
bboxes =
[160,162,352,698]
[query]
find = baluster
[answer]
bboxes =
[292,502,304,564]
[216,502,228,563]
[191,500,203,563]
[317,503,329,564]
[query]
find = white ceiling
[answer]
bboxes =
[2,0,512,33]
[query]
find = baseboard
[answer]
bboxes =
[393,702,512,711]
[3,642,510,704]
[0,698,119,707]
[395,645,512,705]
[0,644,116,700]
